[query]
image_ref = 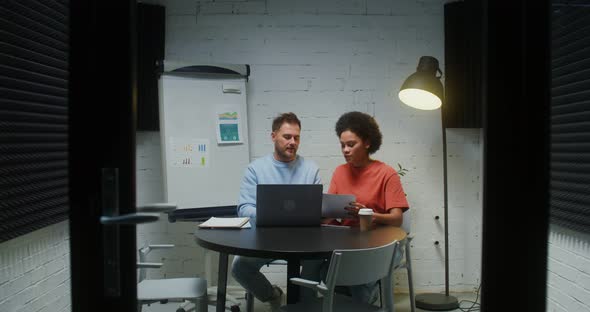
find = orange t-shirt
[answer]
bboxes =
[328,160,409,226]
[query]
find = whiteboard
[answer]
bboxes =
[159,74,250,209]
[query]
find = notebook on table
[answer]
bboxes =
[255,184,323,227]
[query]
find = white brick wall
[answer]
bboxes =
[137,0,481,294]
[0,222,71,312]
[547,225,590,312]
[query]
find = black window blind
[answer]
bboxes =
[550,1,590,232]
[0,0,69,242]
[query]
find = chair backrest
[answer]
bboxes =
[324,240,399,288]
[401,209,411,234]
[137,244,173,282]
[138,246,150,282]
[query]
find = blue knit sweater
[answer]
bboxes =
[237,154,321,217]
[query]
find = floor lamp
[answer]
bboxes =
[398,56,459,310]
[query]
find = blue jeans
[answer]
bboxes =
[231,256,276,302]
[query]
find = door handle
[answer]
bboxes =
[100,168,161,298]
[100,213,159,225]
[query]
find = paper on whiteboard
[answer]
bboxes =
[169,137,210,168]
[322,193,356,218]
[216,106,243,144]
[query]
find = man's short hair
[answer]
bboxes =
[272,112,301,132]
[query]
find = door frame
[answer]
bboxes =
[69,1,139,311]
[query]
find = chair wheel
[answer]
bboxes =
[230,305,240,312]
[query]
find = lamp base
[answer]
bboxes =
[415,293,459,311]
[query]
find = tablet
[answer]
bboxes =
[321,193,356,218]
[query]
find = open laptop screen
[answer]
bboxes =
[256,184,323,227]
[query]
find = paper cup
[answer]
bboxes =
[358,208,374,232]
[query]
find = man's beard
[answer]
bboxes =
[275,146,296,161]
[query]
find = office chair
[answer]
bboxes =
[137,244,208,312]
[396,211,416,312]
[279,240,400,312]
[373,211,416,312]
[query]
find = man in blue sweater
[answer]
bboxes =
[232,112,321,310]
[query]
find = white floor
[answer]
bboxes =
[141,290,481,312]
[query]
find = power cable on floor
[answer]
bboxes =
[458,284,481,312]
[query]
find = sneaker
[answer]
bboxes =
[268,285,284,311]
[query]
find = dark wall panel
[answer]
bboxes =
[137,3,165,131]
[550,2,590,232]
[444,0,483,128]
[0,0,69,243]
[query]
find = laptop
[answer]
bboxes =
[256,184,323,227]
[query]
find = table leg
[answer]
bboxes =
[287,258,301,304]
[216,252,229,312]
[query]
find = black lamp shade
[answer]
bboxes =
[399,56,444,110]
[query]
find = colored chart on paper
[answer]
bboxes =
[218,112,238,120]
[169,138,210,168]
[219,123,239,142]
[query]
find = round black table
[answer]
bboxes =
[195,221,406,312]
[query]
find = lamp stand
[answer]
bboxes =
[415,126,459,311]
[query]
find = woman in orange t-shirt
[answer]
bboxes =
[301,111,410,303]
[328,111,409,227]
[328,111,409,304]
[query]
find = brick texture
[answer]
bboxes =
[547,225,590,312]
[0,222,71,312]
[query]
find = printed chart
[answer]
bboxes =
[169,137,210,168]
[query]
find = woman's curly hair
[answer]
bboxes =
[335,111,382,154]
